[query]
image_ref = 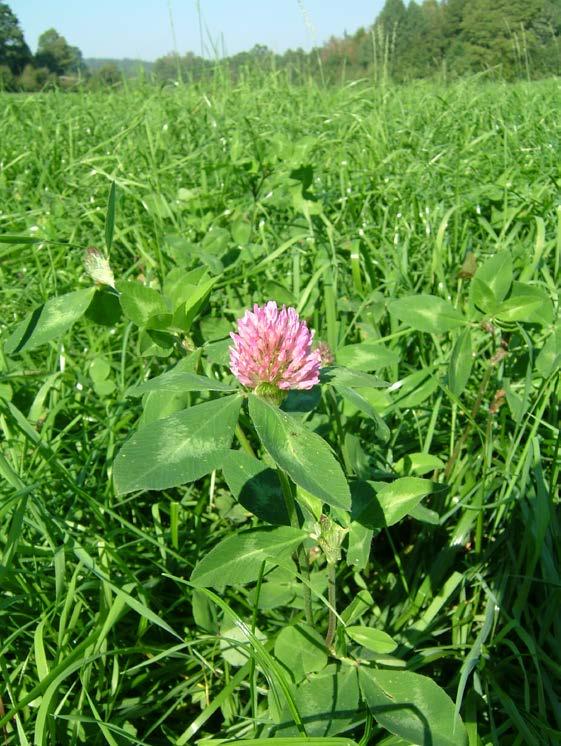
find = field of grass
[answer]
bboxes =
[0,74,560,745]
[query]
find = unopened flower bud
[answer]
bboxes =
[315,341,335,366]
[317,514,348,565]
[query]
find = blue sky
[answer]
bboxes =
[11,1,385,61]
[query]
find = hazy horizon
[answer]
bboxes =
[10,1,385,62]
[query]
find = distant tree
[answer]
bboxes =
[36,28,85,76]
[532,0,561,73]
[354,27,375,72]
[442,0,468,40]
[19,63,54,91]
[459,0,547,77]
[375,0,407,77]
[377,0,407,33]
[153,53,180,82]
[0,62,15,89]
[0,1,31,74]
[399,1,431,78]
[92,62,121,87]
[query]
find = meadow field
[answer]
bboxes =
[0,75,560,745]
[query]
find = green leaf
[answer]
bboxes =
[214,736,358,746]
[376,477,436,526]
[139,389,189,426]
[204,338,231,366]
[163,266,207,303]
[0,234,54,245]
[393,452,444,476]
[273,665,362,737]
[89,357,115,397]
[190,526,306,588]
[89,357,111,383]
[335,343,399,372]
[221,450,291,525]
[4,288,96,354]
[105,181,116,252]
[389,295,466,334]
[495,282,553,326]
[409,503,440,524]
[116,280,169,327]
[334,385,390,442]
[175,277,216,332]
[536,326,561,378]
[265,280,297,307]
[346,523,373,570]
[359,668,467,746]
[346,626,397,654]
[192,588,218,633]
[390,367,439,410]
[473,252,513,303]
[274,623,328,682]
[321,366,388,388]
[113,394,242,494]
[220,621,267,667]
[85,287,122,326]
[248,395,351,510]
[138,329,175,357]
[469,277,498,315]
[448,329,473,396]
[340,589,374,625]
[127,369,237,397]
[350,481,385,530]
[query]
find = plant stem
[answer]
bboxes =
[327,389,353,473]
[444,364,493,480]
[235,423,255,457]
[277,468,298,527]
[250,561,266,730]
[325,562,337,648]
[277,468,313,625]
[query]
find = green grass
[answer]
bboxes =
[0,74,560,744]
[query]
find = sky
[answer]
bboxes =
[11,1,385,62]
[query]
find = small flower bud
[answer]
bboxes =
[317,514,348,565]
[315,341,335,366]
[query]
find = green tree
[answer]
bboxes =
[459,0,551,77]
[18,63,54,91]
[375,0,407,77]
[0,62,15,89]
[377,0,407,33]
[35,28,85,75]
[0,1,31,74]
[442,0,468,39]
[398,1,431,78]
[92,62,121,87]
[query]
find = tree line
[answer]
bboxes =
[0,2,121,90]
[153,0,561,84]
[1,0,561,92]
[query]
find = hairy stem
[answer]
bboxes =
[325,562,337,648]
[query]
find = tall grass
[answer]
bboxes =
[0,74,560,744]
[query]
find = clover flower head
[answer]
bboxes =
[229,301,321,397]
